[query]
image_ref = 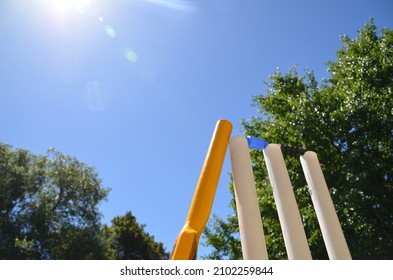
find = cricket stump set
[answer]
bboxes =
[170,119,351,260]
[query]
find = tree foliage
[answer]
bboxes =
[0,144,109,259]
[0,144,169,259]
[203,19,393,260]
[103,211,169,260]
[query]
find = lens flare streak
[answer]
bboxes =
[143,0,197,13]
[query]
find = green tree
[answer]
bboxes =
[103,211,169,260]
[0,144,170,260]
[203,19,393,260]
[0,144,109,259]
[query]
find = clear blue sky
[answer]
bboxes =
[1,0,392,258]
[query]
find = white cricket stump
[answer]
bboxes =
[300,152,352,260]
[230,136,268,260]
[263,144,312,260]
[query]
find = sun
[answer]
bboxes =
[47,0,91,16]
